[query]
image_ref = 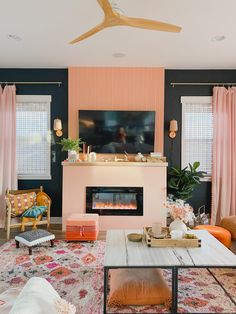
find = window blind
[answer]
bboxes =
[16,95,51,180]
[181,96,213,178]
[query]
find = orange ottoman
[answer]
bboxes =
[194,225,231,248]
[66,213,99,241]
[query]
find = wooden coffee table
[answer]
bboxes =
[104,229,236,314]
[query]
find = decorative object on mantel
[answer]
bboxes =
[134,152,146,162]
[58,137,85,162]
[144,227,201,248]
[88,152,97,162]
[146,156,166,163]
[150,152,162,158]
[168,161,206,201]
[165,197,195,235]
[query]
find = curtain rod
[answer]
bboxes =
[0,81,62,87]
[171,82,236,87]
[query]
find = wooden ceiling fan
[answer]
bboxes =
[70,0,182,44]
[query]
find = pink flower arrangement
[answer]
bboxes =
[165,198,195,223]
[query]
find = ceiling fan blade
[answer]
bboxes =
[69,24,105,44]
[121,16,181,33]
[97,0,113,15]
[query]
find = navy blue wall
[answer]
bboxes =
[164,69,236,214]
[0,69,68,217]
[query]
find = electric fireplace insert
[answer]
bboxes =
[86,186,143,216]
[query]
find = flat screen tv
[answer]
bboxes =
[79,110,155,154]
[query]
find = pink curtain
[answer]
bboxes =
[0,85,17,228]
[212,87,236,224]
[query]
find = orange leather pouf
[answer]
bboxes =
[194,225,231,248]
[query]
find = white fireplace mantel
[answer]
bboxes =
[62,161,168,231]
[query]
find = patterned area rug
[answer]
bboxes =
[0,240,235,314]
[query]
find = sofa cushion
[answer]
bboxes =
[220,216,236,240]
[108,268,171,306]
[0,288,21,314]
[7,192,36,217]
[9,277,60,314]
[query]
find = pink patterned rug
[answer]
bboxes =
[0,240,235,314]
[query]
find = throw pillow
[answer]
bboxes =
[21,206,47,218]
[36,191,51,206]
[220,216,236,240]
[7,192,36,217]
[54,299,76,314]
[108,268,171,306]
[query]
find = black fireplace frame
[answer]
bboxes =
[86,186,143,216]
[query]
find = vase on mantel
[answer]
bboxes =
[68,150,78,162]
[169,218,187,234]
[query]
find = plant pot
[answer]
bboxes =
[169,218,187,234]
[68,150,78,162]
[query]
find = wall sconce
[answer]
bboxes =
[169,120,178,138]
[54,118,63,137]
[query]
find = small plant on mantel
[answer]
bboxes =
[58,138,85,152]
[168,161,206,201]
[58,137,85,162]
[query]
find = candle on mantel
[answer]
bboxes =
[82,143,86,161]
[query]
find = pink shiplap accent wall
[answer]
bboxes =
[69,67,164,153]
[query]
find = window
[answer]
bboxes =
[16,95,51,180]
[181,96,213,180]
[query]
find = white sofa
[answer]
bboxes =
[0,277,75,314]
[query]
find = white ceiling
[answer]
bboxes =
[1,0,236,69]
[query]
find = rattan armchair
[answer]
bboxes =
[5,186,51,240]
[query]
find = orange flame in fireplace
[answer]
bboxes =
[93,202,137,210]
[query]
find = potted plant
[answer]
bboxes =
[58,138,85,162]
[168,161,206,201]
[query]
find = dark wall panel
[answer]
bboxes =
[164,69,236,213]
[0,69,68,216]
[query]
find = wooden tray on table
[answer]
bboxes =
[143,227,201,248]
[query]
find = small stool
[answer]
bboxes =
[15,229,55,255]
[194,225,231,248]
[66,213,99,241]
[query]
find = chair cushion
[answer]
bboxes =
[108,268,171,306]
[219,216,236,240]
[21,206,47,218]
[7,192,36,217]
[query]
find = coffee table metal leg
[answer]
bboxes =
[103,267,108,314]
[15,240,19,248]
[29,247,32,255]
[172,267,178,314]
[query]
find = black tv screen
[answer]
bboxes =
[79,110,155,154]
